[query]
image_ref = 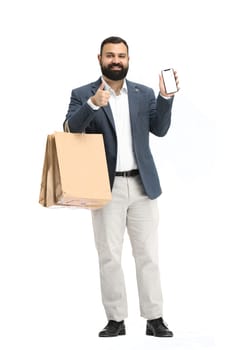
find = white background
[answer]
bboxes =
[0,0,232,349]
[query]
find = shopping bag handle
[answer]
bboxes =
[64,120,70,133]
[64,120,85,134]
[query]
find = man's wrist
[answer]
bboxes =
[87,97,100,110]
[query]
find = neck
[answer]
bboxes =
[103,76,124,95]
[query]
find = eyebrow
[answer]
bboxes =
[104,52,127,55]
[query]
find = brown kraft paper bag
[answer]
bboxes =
[39,132,112,209]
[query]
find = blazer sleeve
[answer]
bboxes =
[149,91,174,137]
[63,88,99,132]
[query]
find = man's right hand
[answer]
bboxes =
[91,82,111,107]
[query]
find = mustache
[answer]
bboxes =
[108,63,123,69]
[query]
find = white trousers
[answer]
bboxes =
[91,175,163,321]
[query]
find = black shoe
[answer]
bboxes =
[146,317,173,337]
[99,320,126,337]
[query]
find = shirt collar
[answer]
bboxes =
[101,77,128,94]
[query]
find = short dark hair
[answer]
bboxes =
[100,36,129,55]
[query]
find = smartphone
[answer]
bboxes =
[161,68,178,94]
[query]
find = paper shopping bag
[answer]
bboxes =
[39,132,112,209]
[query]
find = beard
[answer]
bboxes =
[100,62,129,81]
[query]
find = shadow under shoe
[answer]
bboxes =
[146,317,173,337]
[99,320,126,337]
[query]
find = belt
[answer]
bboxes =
[115,169,139,177]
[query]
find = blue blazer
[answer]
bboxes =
[64,78,173,199]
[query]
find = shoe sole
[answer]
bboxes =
[99,328,126,337]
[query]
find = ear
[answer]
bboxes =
[98,54,101,63]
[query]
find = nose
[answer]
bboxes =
[112,56,120,64]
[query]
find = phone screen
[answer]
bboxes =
[162,68,178,94]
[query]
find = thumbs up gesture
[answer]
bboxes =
[91,82,111,107]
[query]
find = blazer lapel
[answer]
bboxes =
[102,104,116,131]
[127,81,140,131]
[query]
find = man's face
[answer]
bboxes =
[98,43,129,81]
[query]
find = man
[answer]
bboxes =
[64,36,179,338]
